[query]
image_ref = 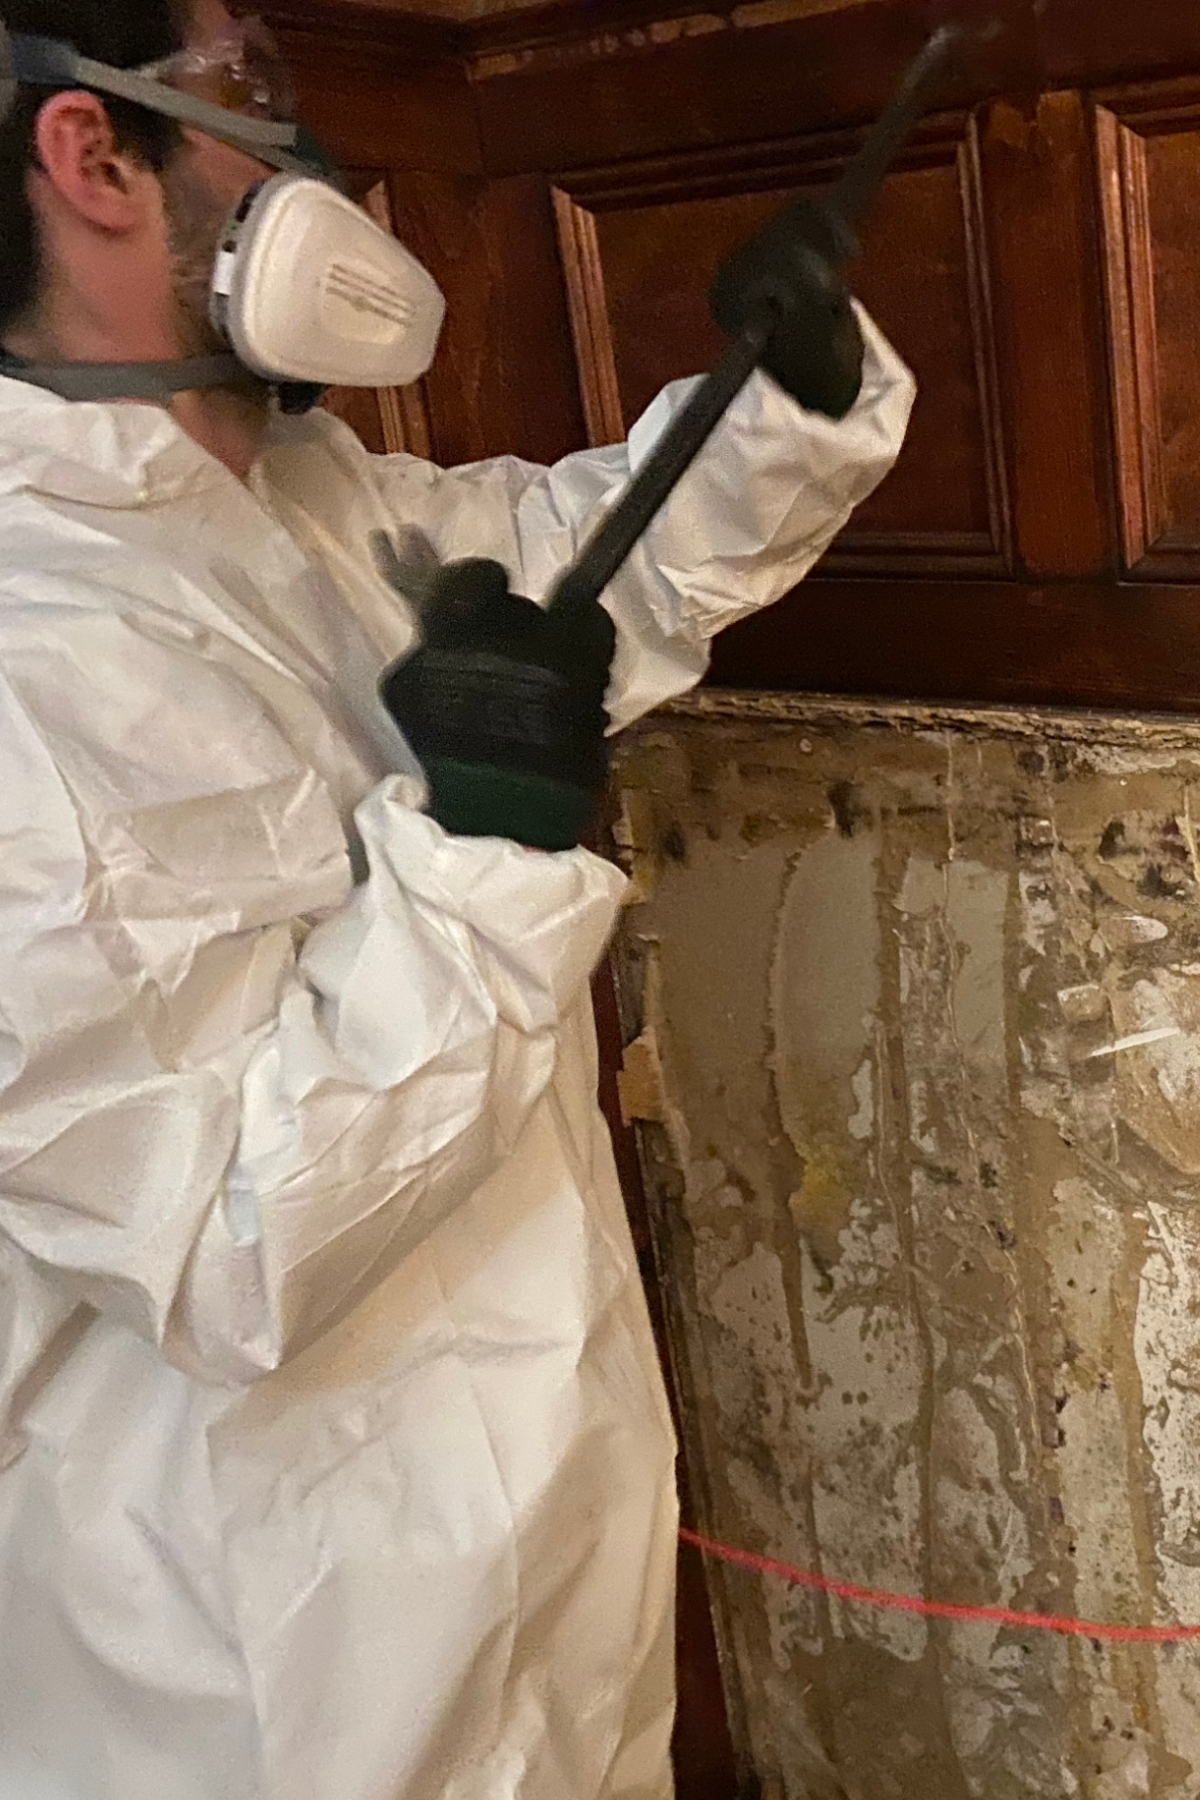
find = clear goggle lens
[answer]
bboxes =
[137,14,296,127]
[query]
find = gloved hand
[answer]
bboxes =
[375,534,616,852]
[709,196,865,419]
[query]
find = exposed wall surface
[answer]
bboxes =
[610,693,1200,1800]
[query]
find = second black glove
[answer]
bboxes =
[709,196,865,420]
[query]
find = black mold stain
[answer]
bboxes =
[1139,862,1187,900]
[660,823,688,863]
[828,780,866,839]
[1098,819,1126,860]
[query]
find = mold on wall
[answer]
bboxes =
[609,694,1200,1800]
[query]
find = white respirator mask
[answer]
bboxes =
[210,173,445,397]
[0,17,446,412]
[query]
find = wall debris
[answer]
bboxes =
[610,696,1200,1800]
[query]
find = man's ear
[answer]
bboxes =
[31,91,159,233]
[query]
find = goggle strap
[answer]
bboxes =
[2,353,249,401]
[10,34,302,167]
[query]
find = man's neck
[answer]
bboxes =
[3,300,272,483]
[169,383,272,484]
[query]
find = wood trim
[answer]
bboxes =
[959,112,1015,577]
[270,0,748,56]
[267,1,465,57]
[279,13,483,173]
[1044,0,1200,92]
[553,108,968,210]
[1092,73,1200,132]
[551,188,626,447]
[979,90,1118,577]
[706,576,1200,715]
[1095,107,1169,571]
[655,687,1200,745]
[472,7,939,177]
[829,112,1012,577]
[273,0,1200,106]
[820,537,1006,579]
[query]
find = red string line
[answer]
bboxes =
[680,1527,1200,1644]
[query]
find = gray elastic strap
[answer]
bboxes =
[9,35,308,174]
[2,353,249,401]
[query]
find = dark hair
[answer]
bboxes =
[0,1,188,332]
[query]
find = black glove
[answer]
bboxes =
[377,542,616,852]
[709,196,865,419]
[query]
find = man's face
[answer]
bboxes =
[159,1,293,356]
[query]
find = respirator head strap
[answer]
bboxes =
[0,23,318,177]
[0,20,442,413]
[0,352,250,402]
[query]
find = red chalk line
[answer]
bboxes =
[680,1528,1200,1644]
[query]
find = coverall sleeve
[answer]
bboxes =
[369,308,915,728]
[0,609,625,1385]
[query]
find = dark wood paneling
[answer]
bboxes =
[467,0,1200,181]
[980,89,1117,577]
[1097,84,1200,579]
[385,171,588,466]
[274,0,1200,82]
[275,20,481,172]
[555,115,1011,577]
[1044,0,1200,89]
[475,6,943,177]
[275,0,1200,128]
[709,577,1200,712]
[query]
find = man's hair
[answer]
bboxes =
[0,1,188,333]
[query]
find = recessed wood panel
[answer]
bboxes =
[1098,86,1200,577]
[555,120,1011,576]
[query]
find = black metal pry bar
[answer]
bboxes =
[546,19,971,624]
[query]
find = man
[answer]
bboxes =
[0,2,914,1796]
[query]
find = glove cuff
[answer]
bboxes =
[422,756,601,851]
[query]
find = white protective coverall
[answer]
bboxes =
[0,312,913,1800]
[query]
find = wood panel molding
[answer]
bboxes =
[552,187,626,447]
[274,0,1200,104]
[706,575,1200,714]
[553,112,1013,578]
[1095,83,1200,579]
[1096,107,1169,572]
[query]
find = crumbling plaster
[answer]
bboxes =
[611,694,1200,1800]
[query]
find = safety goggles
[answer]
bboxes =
[136,14,298,131]
[0,14,329,178]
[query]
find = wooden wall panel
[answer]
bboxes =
[977,90,1117,580]
[555,117,1012,577]
[385,171,588,466]
[473,4,937,176]
[272,17,481,173]
[1098,85,1200,578]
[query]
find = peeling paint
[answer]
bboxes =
[611,696,1200,1799]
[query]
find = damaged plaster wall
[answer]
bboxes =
[609,693,1200,1800]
